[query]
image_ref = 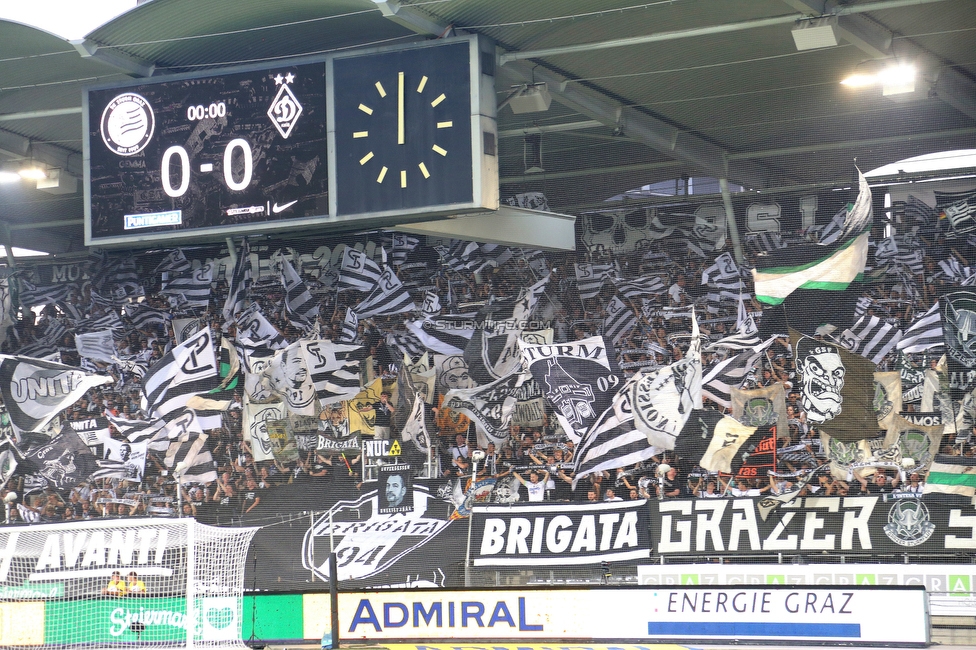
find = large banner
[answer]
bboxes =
[471,500,650,566]
[650,495,976,555]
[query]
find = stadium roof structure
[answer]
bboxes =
[0,0,974,256]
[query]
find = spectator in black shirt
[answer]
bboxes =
[369,392,395,440]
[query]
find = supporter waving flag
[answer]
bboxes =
[141,327,219,421]
[753,170,872,305]
[338,247,382,292]
[222,237,251,323]
[279,254,319,328]
[0,355,113,439]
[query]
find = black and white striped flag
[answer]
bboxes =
[701,350,761,409]
[837,315,902,364]
[124,303,172,331]
[701,252,739,284]
[817,206,848,246]
[939,258,975,284]
[40,318,70,344]
[405,318,474,355]
[940,191,976,236]
[154,249,192,276]
[17,280,71,308]
[387,330,427,359]
[75,330,116,364]
[279,255,319,328]
[572,391,661,489]
[164,424,217,485]
[854,296,875,320]
[338,247,382,292]
[340,309,359,343]
[705,331,768,353]
[575,263,613,300]
[141,327,218,419]
[355,266,416,317]
[160,264,214,309]
[613,276,666,300]
[0,356,113,438]
[302,340,368,405]
[73,311,124,333]
[235,304,288,350]
[745,232,786,255]
[896,302,943,353]
[603,296,637,345]
[392,233,420,266]
[893,249,924,275]
[222,238,251,323]
[421,290,441,317]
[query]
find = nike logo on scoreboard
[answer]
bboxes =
[272,200,298,214]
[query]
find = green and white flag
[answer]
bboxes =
[753,170,872,305]
[924,454,976,497]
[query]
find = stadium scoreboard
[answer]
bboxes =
[84,36,497,246]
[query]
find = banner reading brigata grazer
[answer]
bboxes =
[470,500,650,566]
[650,495,976,555]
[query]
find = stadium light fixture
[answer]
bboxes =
[841,60,916,95]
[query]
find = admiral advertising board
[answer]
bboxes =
[650,495,976,555]
[302,587,928,645]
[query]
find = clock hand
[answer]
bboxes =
[397,71,405,145]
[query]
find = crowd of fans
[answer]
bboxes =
[0,203,974,524]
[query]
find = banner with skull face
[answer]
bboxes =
[942,290,976,400]
[790,330,877,442]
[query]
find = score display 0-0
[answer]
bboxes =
[86,62,329,245]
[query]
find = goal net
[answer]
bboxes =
[0,518,257,650]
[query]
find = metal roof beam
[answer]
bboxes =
[0,128,83,177]
[785,0,976,122]
[365,0,772,188]
[69,38,155,78]
[0,107,82,123]
[370,0,453,38]
[499,0,948,65]
[498,61,771,189]
[498,120,604,138]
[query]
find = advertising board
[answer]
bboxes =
[305,587,929,645]
[638,563,976,617]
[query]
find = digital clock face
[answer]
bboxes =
[86,63,328,245]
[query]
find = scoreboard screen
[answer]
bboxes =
[85,62,329,245]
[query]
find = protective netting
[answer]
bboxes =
[0,518,256,649]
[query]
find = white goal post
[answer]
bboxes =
[0,518,257,650]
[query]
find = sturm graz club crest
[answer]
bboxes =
[740,397,777,427]
[100,92,155,156]
[873,379,894,421]
[267,72,303,139]
[884,499,935,547]
[897,428,935,469]
[942,290,976,397]
[302,484,450,587]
